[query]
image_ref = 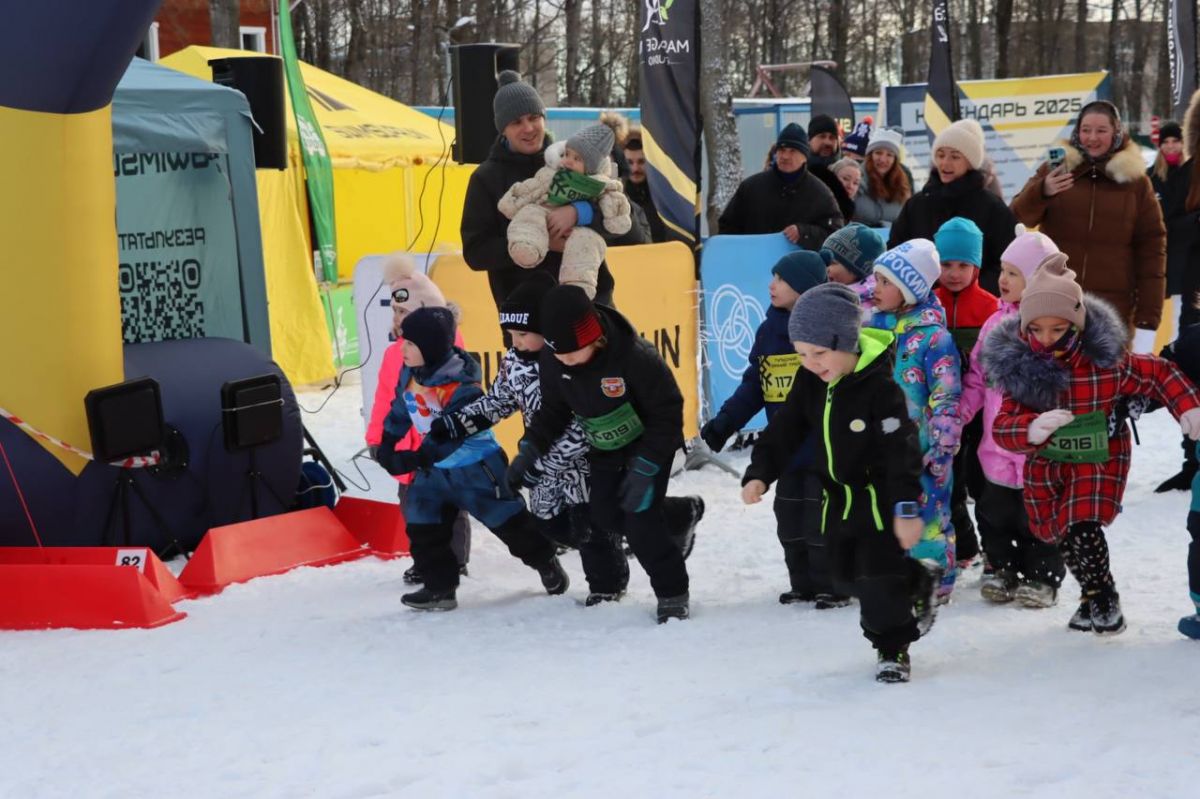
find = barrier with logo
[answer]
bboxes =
[427,243,700,453]
[698,234,800,431]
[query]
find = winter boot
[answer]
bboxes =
[1178,613,1200,639]
[656,593,690,623]
[912,559,945,637]
[980,569,1019,604]
[1014,579,1058,609]
[537,557,570,596]
[584,590,625,607]
[1068,598,1093,632]
[1087,590,1126,635]
[402,564,423,585]
[1155,462,1197,493]
[814,593,852,609]
[875,648,911,683]
[401,586,458,611]
[779,589,817,605]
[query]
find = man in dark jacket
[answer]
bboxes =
[508,285,691,623]
[807,114,856,225]
[621,133,666,243]
[718,123,844,247]
[461,71,617,312]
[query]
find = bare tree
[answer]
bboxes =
[701,0,743,230]
[994,0,1013,78]
[209,0,240,48]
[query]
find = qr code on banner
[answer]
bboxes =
[119,258,206,343]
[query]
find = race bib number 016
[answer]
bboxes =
[1043,410,1109,464]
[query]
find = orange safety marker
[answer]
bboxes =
[0,564,186,630]
[332,496,410,558]
[0,546,194,603]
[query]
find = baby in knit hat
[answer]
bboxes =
[497,122,633,299]
[868,239,963,599]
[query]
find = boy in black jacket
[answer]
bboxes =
[508,286,691,623]
[742,283,942,682]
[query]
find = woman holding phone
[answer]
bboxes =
[1011,101,1166,350]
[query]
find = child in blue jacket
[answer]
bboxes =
[377,306,567,611]
[701,251,846,606]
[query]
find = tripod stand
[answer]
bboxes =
[102,466,187,558]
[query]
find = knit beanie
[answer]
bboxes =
[1000,224,1061,279]
[565,123,616,174]
[1161,120,1184,142]
[540,285,604,353]
[493,70,545,132]
[865,127,903,158]
[400,306,456,365]
[776,123,811,157]
[872,239,942,306]
[1019,253,1086,332]
[820,223,885,281]
[788,283,862,352]
[842,120,872,156]
[771,251,828,296]
[808,114,839,140]
[500,272,557,333]
[932,119,986,170]
[384,252,446,313]
[934,217,984,268]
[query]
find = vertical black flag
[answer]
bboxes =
[638,0,702,245]
[925,0,959,136]
[1169,0,1198,120]
[810,65,855,138]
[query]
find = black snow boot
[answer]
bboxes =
[875,648,911,683]
[1087,590,1126,635]
[814,592,852,609]
[656,593,690,623]
[401,586,457,611]
[779,589,817,605]
[912,559,944,637]
[584,590,624,607]
[664,495,704,560]
[1068,598,1093,631]
[1155,462,1197,493]
[537,557,570,595]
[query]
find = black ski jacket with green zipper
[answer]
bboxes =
[743,328,923,532]
[524,304,684,468]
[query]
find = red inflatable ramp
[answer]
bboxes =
[179,507,369,595]
[0,546,194,603]
[333,497,410,558]
[0,564,186,630]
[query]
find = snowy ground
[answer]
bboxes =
[3,375,1200,798]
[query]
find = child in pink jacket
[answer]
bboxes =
[960,227,1064,607]
[366,253,471,582]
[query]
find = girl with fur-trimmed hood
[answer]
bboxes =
[1011,101,1166,348]
[985,256,1200,636]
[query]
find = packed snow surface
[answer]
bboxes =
[2,377,1198,798]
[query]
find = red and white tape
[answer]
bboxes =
[0,407,160,468]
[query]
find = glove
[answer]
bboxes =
[382,445,433,476]
[506,440,543,492]
[1028,409,1075,445]
[429,414,467,442]
[618,456,661,513]
[699,413,734,453]
[374,433,399,472]
[1181,407,1200,441]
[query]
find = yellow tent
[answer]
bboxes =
[161,46,467,385]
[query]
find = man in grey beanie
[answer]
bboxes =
[462,70,618,315]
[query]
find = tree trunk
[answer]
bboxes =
[966,0,983,80]
[209,0,240,49]
[565,0,581,103]
[700,0,743,231]
[345,0,369,85]
[994,0,1013,78]
[1107,0,1121,113]
[1075,0,1089,71]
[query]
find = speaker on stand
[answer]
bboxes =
[450,43,522,165]
[210,56,288,170]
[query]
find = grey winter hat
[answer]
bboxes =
[788,283,862,352]
[566,123,616,174]
[493,70,546,132]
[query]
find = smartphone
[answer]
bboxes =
[1047,146,1066,169]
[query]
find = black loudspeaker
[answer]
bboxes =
[220,375,284,451]
[210,56,288,170]
[84,378,164,463]
[451,43,522,164]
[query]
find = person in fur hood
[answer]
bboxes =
[497,124,632,299]
[984,255,1200,635]
[1011,101,1167,349]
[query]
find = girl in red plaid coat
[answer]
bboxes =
[982,254,1200,635]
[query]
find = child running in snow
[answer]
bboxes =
[868,239,963,600]
[508,285,693,623]
[1166,322,1200,639]
[743,283,942,683]
[365,253,471,583]
[933,217,998,570]
[376,306,569,611]
[700,251,848,607]
[821,222,885,318]
[429,273,706,604]
[984,256,1200,634]
[960,228,1065,607]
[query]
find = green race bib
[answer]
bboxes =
[760,353,801,403]
[547,169,607,206]
[578,403,645,451]
[1042,410,1109,464]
